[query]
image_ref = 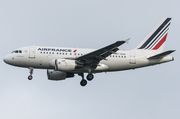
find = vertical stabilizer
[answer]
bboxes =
[136,18,171,53]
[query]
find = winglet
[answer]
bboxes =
[125,38,130,44]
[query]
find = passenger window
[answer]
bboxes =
[52,52,54,54]
[19,50,22,53]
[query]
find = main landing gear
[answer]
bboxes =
[78,73,94,87]
[87,73,94,81]
[28,67,33,80]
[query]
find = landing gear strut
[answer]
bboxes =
[78,73,87,87]
[28,67,33,80]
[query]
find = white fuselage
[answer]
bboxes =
[3,46,173,73]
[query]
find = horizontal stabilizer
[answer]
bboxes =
[148,50,175,59]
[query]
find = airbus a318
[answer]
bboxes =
[3,18,175,86]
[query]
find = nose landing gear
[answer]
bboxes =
[28,67,33,80]
[28,75,33,80]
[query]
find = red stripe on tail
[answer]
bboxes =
[152,33,168,50]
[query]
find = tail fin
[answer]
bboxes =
[136,18,172,53]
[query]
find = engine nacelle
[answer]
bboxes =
[47,70,74,81]
[55,59,76,71]
[49,59,83,71]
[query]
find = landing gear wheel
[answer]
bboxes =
[87,73,94,81]
[80,79,87,86]
[28,75,33,80]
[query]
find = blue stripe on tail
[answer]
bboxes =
[146,23,170,49]
[138,18,171,49]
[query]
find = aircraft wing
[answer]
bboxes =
[75,39,129,65]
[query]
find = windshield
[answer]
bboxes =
[11,50,22,54]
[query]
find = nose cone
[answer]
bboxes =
[3,55,11,64]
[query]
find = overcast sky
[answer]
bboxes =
[0,0,179,119]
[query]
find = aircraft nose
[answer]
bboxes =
[3,55,10,64]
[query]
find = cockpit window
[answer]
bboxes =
[11,50,18,53]
[11,50,22,54]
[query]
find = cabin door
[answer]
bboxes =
[129,52,136,64]
[29,47,35,58]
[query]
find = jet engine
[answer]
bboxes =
[51,59,83,71]
[47,70,74,81]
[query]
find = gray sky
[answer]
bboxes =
[0,0,179,119]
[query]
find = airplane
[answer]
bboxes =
[3,18,175,86]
